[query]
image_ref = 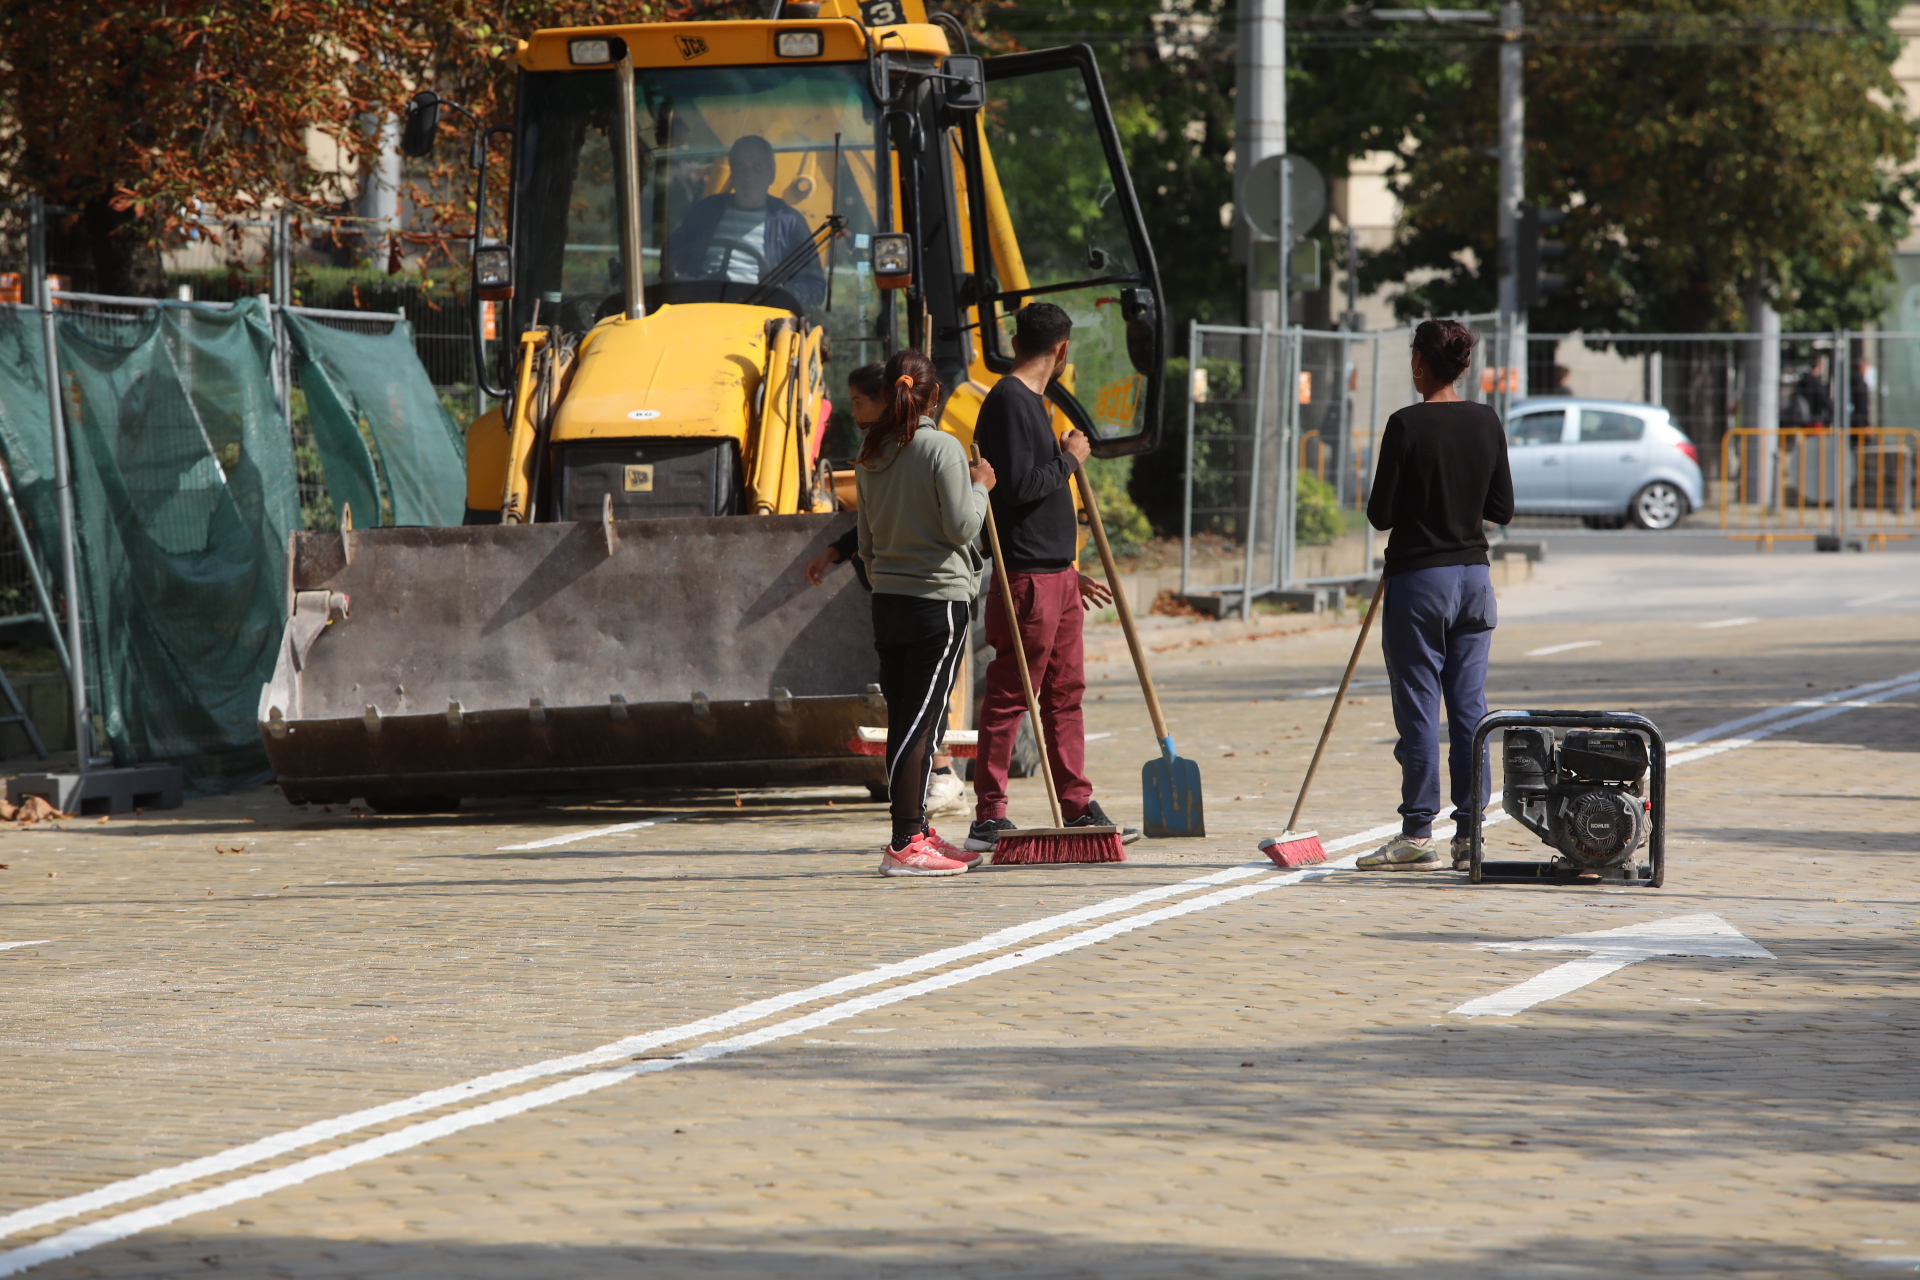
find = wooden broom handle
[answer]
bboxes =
[1286,575,1386,834]
[977,449,1065,829]
[1071,461,1171,743]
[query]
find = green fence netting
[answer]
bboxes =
[58,298,295,789]
[0,298,466,792]
[284,311,466,528]
[0,311,61,599]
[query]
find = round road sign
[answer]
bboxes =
[1240,154,1327,239]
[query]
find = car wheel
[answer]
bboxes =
[1630,481,1687,530]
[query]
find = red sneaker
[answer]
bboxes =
[922,826,983,868]
[877,834,969,878]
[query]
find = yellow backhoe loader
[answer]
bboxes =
[257,0,1167,809]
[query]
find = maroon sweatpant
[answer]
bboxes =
[975,566,1092,821]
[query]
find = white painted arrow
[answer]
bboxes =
[1452,913,1773,1017]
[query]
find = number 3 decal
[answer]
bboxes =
[860,0,902,25]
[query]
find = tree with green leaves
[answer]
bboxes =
[1362,0,1917,333]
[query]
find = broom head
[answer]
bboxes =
[1259,830,1327,868]
[990,825,1127,865]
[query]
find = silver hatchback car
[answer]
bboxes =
[1504,397,1705,530]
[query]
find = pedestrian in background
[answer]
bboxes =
[1359,319,1515,872]
[855,350,995,877]
[966,302,1134,854]
[807,362,968,817]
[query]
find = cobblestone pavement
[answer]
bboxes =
[1,550,1916,1278]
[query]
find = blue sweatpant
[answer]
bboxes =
[1380,564,1497,838]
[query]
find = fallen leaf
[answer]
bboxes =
[94,815,109,824]
[381,1036,399,1044]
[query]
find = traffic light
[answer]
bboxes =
[1518,205,1569,311]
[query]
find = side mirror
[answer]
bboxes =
[870,233,912,291]
[1121,286,1157,373]
[943,55,985,112]
[400,90,443,159]
[475,244,514,301]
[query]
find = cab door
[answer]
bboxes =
[969,46,1167,457]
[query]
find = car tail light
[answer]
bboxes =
[1676,440,1699,464]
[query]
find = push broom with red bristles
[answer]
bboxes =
[977,452,1124,866]
[1259,576,1387,868]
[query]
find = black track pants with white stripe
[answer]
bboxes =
[871,594,970,846]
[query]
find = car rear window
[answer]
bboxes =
[1507,411,1565,445]
[1579,409,1645,442]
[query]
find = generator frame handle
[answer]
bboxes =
[1466,709,1666,888]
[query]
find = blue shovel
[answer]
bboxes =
[1072,463,1205,837]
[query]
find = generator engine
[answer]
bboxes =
[1502,727,1649,870]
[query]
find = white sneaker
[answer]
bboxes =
[1356,834,1443,871]
[925,768,968,817]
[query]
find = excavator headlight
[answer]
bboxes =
[569,39,614,65]
[474,245,514,301]
[870,233,912,290]
[775,30,823,57]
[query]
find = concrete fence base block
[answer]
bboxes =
[9,765,185,817]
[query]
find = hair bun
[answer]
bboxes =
[1411,318,1476,385]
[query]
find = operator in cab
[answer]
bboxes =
[668,134,826,308]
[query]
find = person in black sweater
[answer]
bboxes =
[1358,319,1515,872]
[965,303,1134,852]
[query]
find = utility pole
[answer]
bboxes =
[1237,0,1285,328]
[1496,0,1525,400]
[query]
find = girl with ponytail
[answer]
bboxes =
[855,350,998,876]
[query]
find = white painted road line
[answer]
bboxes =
[1452,913,1773,1016]
[1846,590,1904,608]
[1696,616,1758,629]
[1670,668,1920,747]
[1284,678,1389,700]
[1524,640,1602,657]
[0,941,49,952]
[0,861,1355,1278]
[1668,679,1920,767]
[496,818,676,851]
[0,862,1278,1244]
[0,669,1900,1267]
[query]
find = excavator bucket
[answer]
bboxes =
[258,513,884,806]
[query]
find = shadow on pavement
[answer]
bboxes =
[29,1231,1904,1279]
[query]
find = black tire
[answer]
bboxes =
[1629,481,1688,530]
[366,795,460,815]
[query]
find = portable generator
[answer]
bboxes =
[1462,710,1666,887]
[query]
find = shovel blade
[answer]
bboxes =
[1142,753,1206,838]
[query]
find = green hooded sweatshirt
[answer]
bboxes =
[855,416,989,601]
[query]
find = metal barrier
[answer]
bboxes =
[1720,426,1918,548]
[1181,316,1503,613]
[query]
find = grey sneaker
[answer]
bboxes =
[1451,835,1473,871]
[1067,799,1141,845]
[1357,834,1442,871]
[965,817,1016,852]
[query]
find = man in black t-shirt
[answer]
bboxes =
[965,303,1136,853]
